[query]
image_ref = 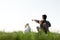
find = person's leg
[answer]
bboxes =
[36,26,40,32]
[44,29,48,34]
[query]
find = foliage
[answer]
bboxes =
[0,31,60,40]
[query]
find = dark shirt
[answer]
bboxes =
[34,19,51,29]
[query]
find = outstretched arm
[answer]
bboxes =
[32,19,40,24]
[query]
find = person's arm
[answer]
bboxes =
[32,19,40,24]
[47,21,51,27]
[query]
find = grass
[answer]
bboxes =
[0,31,60,40]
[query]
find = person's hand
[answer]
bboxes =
[32,19,34,21]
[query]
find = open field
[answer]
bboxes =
[0,31,60,40]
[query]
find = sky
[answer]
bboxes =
[0,0,60,33]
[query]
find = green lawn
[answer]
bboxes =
[0,31,60,40]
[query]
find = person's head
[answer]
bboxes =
[42,14,47,20]
[25,23,29,28]
[26,23,29,26]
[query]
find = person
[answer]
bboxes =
[32,14,51,34]
[24,23,31,33]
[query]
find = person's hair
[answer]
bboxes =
[42,14,47,19]
[26,23,29,25]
